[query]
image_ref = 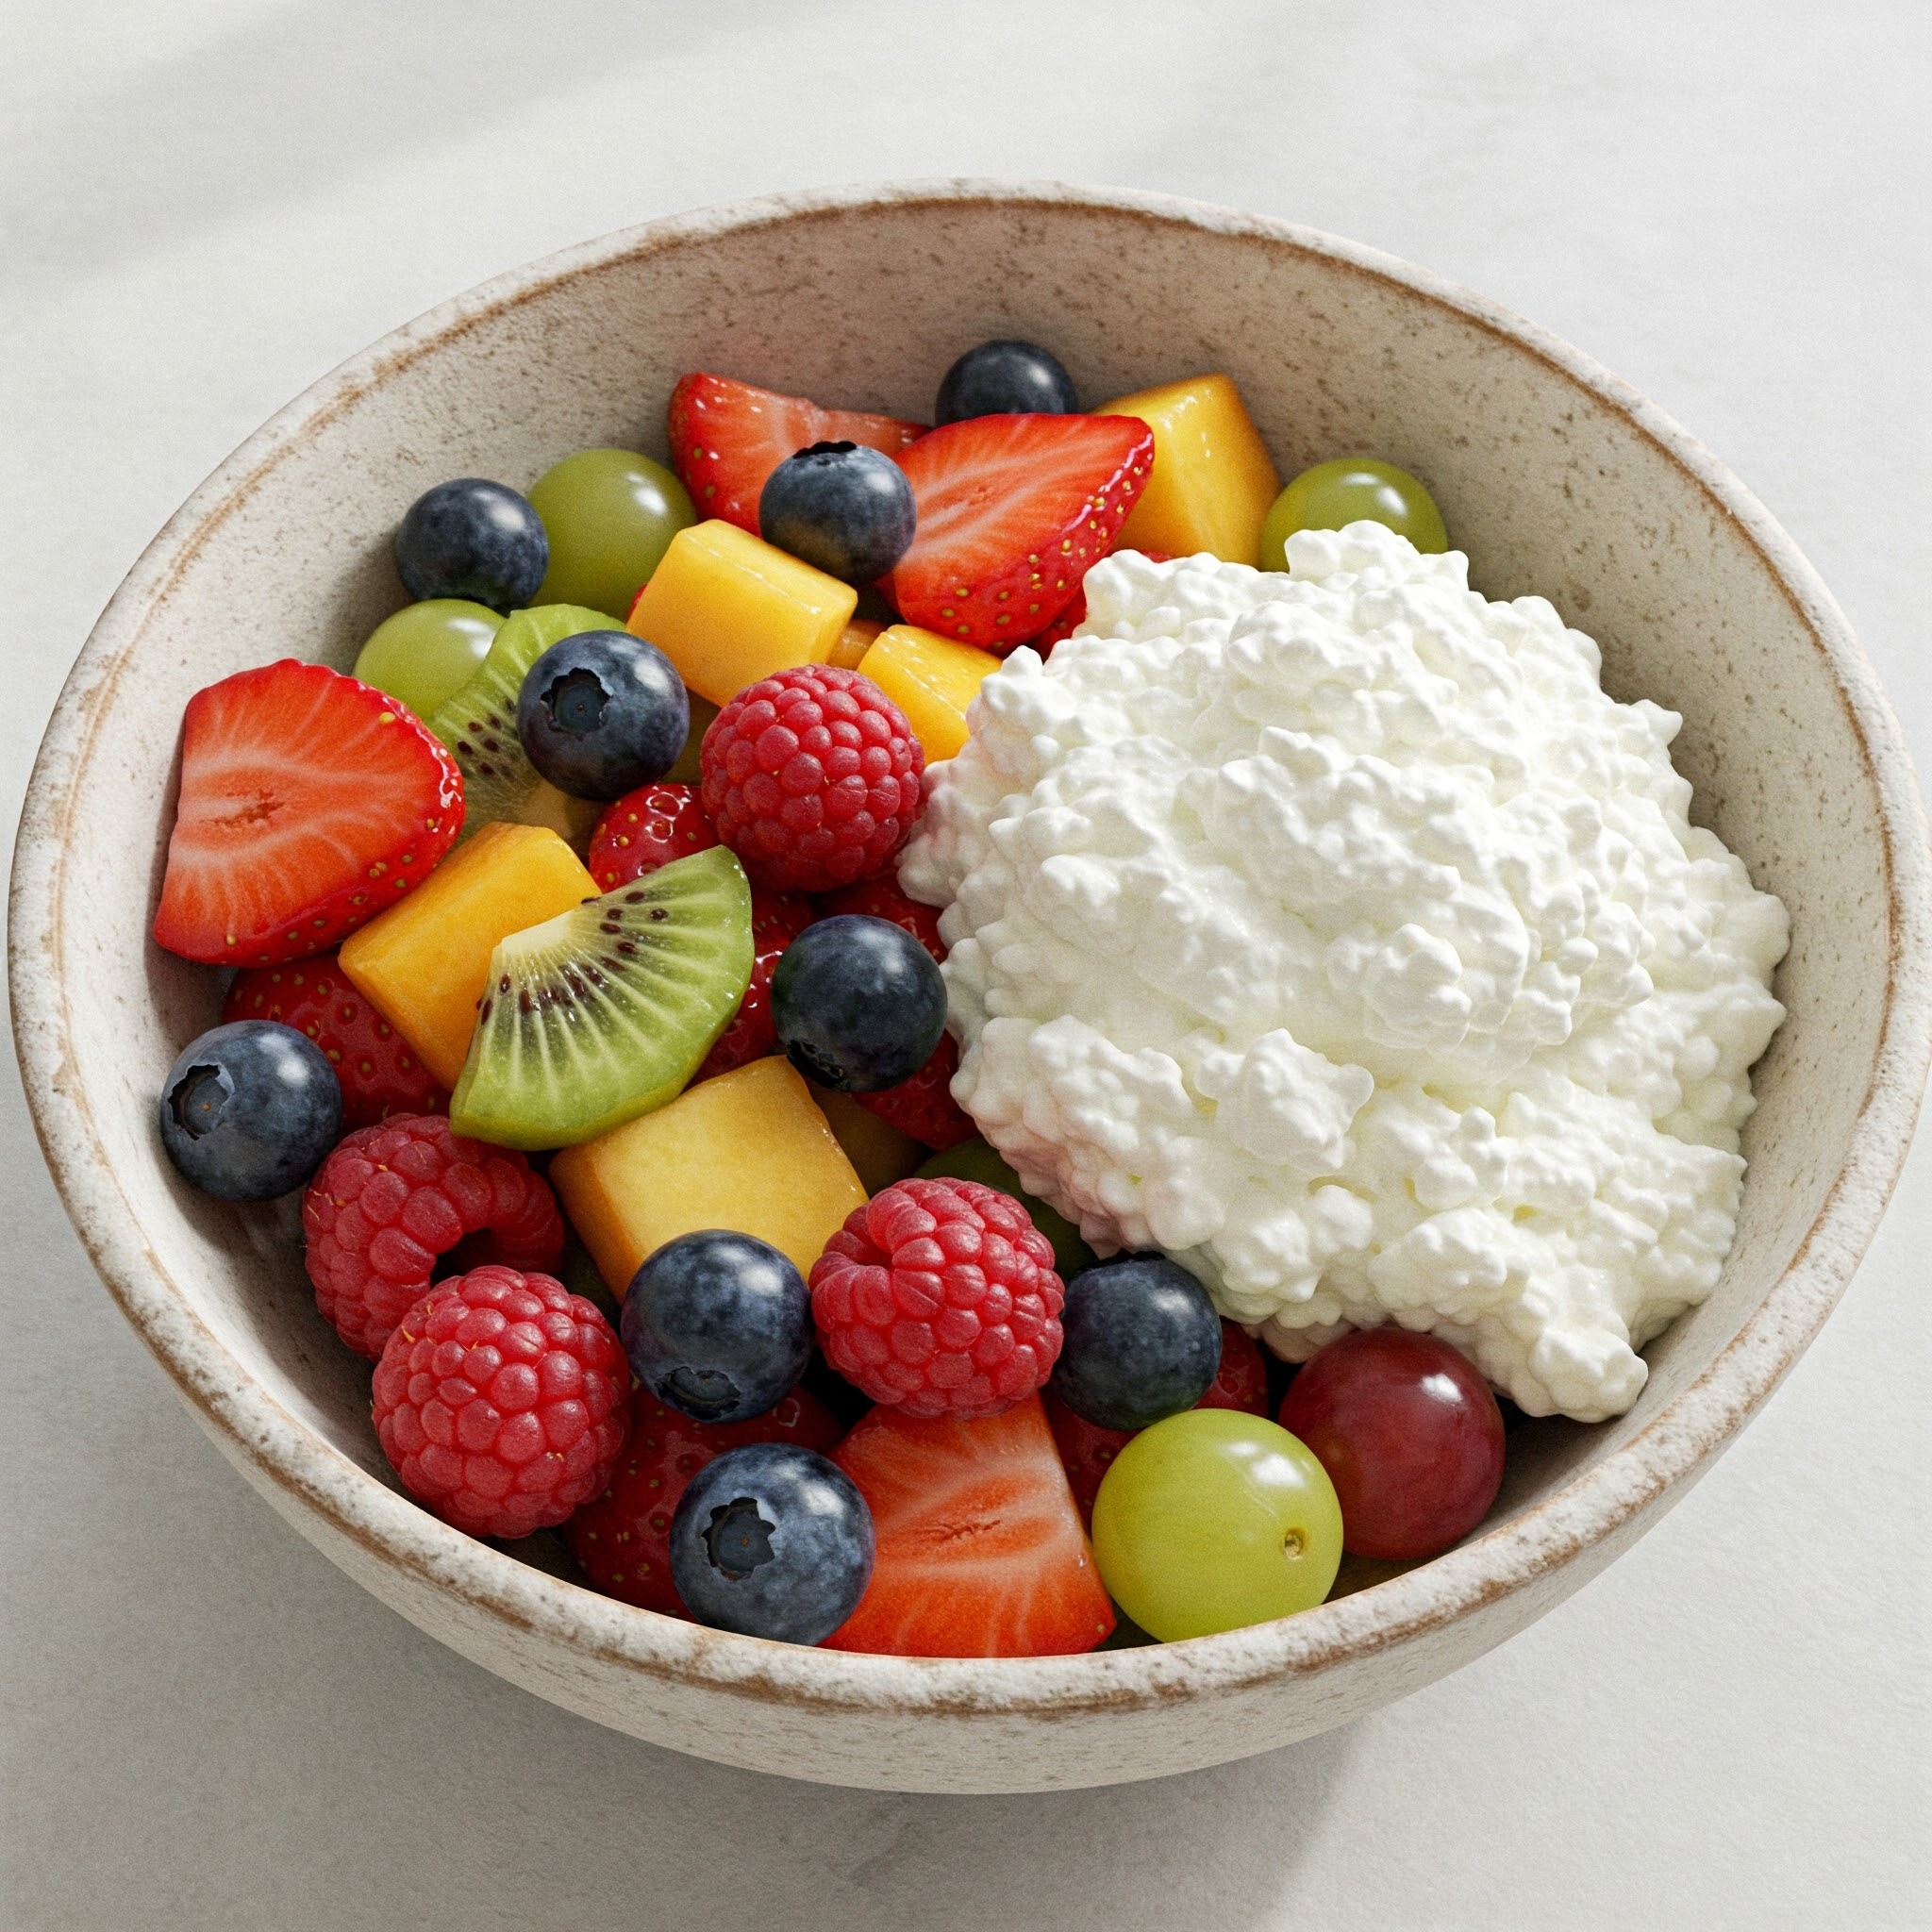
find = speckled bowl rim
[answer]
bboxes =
[13,179,1932,1725]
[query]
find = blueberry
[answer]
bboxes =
[621,1230,812,1424]
[934,340,1079,424]
[1050,1254,1223,1431]
[515,628,689,799]
[758,441,917,585]
[158,1021,342,1202]
[670,1441,874,1644]
[394,477,548,612]
[771,914,947,1092]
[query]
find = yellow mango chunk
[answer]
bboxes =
[550,1057,866,1291]
[858,624,1002,763]
[827,617,885,672]
[809,1083,925,1195]
[339,823,596,1088]
[1096,374,1282,567]
[627,520,858,708]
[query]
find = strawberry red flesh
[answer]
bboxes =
[153,659,463,967]
[825,1395,1114,1657]
[667,372,925,536]
[882,414,1156,652]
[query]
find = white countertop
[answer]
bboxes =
[5,4,1927,1926]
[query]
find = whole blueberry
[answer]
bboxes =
[771,914,947,1092]
[621,1230,813,1424]
[1051,1254,1223,1431]
[515,627,689,800]
[158,1021,342,1202]
[393,477,548,611]
[758,441,917,585]
[670,1441,874,1645]
[934,340,1079,424]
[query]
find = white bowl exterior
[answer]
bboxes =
[12,182,1931,1792]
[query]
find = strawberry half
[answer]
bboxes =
[222,952,446,1129]
[1045,1323,1271,1524]
[825,1395,1115,1657]
[881,414,1156,653]
[153,660,463,966]
[667,373,925,535]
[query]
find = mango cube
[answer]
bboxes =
[1095,374,1282,567]
[549,1057,867,1291]
[339,823,596,1088]
[827,617,885,672]
[858,624,1002,763]
[626,519,858,707]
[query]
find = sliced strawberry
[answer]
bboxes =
[667,373,925,535]
[1046,1322,1271,1524]
[696,888,816,1079]
[881,414,1156,653]
[565,1387,843,1617]
[825,1395,1114,1657]
[222,952,446,1128]
[818,872,945,964]
[153,660,463,967]
[588,780,718,891]
[1034,546,1174,657]
[852,1032,974,1150]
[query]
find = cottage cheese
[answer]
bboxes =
[899,525,1789,1422]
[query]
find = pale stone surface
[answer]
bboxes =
[3,2,1928,1926]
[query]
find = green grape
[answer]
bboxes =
[352,599,501,722]
[1258,458,1448,568]
[1091,1408,1342,1641]
[528,448,695,620]
[916,1136,1098,1277]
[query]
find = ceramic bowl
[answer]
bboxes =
[12,181,1930,1794]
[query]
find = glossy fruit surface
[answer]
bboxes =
[825,1396,1113,1656]
[771,914,947,1091]
[1050,1254,1222,1431]
[669,1441,874,1644]
[564,1386,842,1616]
[1258,458,1448,566]
[1277,1327,1506,1559]
[352,599,501,722]
[697,888,816,1081]
[1091,1409,1342,1641]
[394,476,548,610]
[759,441,917,585]
[514,627,688,800]
[528,446,694,618]
[882,413,1155,651]
[667,372,924,535]
[223,952,446,1128]
[935,340,1078,422]
[851,1033,975,1150]
[153,659,464,966]
[589,779,716,889]
[158,1020,341,1201]
[621,1229,813,1424]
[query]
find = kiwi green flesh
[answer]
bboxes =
[449,844,754,1150]
[429,602,613,847]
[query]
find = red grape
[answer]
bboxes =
[1277,1328,1505,1560]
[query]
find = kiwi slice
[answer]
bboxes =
[429,602,614,847]
[449,845,753,1150]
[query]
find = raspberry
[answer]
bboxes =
[854,1033,976,1150]
[700,665,924,893]
[809,1177,1063,1419]
[373,1266,628,1540]
[564,1386,842,1614]
[302,1113,564,1358]
[587,781,718,891]
[223,951,446,1128]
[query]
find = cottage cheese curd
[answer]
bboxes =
[899,524,1789,1422]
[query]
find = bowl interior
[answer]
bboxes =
[22,187,1909,1707]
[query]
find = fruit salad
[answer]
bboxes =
[148,332,1788,1655]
